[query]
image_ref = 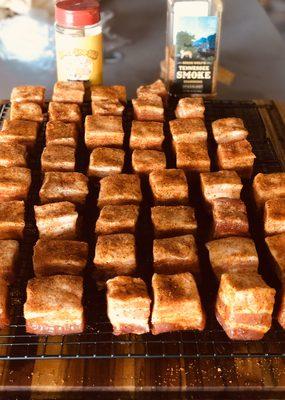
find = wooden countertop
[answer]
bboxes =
[0,357,284,396]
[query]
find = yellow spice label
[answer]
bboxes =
[55,33,103,85]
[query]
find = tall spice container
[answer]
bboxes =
[55,0,103,88]
[165,0,223,97]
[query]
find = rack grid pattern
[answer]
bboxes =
[0,99,284,360]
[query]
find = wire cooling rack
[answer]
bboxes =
[0,99,284,360]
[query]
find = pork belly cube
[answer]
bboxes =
[151,206,197,238]
[217,139,256,179]
[0,201,25,240]
[265,234,285,280]
[41,145,76,172]
[95,205,139,235]
[132,95,164,122]
[88,147,125,178]
[11,85,45,105]
[175,97,205,119]
[176,142,211,173]
[206,237,258,279]
[212,198,249,239]
[200,170,242,206]
[34,201,78,240]
[92,100,124,116]
[24,275,84,335]
[132,150,166,174]
[137,79,168,103]
[149,169,188,205]
[52,81,85,104]
[0,279,10,328]
[0,144,27,168]
[0,120,38,148]
[153,234,199,275]
[85,115,124,149]
[264,198,285,236]
[91,85,127,103]
[94,233,136,279]
[0,240,19,283]
[10,102,43,123]
[39,172,88,205]
[45,121,78,148]
[216,272,276,340]
[33,239,88,277]
[130,121,164,151]
[169,118,207,144]
[151,272,205,334]
[212,118,248,144]
[48,102,81,123]
[278,281,285,329]
[106,276,151,335]
[0,166,31,202]
[253,173,285,208]
[97,174,142,208]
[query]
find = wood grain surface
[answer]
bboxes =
[0,100,284,399]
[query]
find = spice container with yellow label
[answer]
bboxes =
[55,0,103,87]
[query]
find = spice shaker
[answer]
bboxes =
[165,0,223,97]
[55,0,103,87]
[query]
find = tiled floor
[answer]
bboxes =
[263,0,285,40]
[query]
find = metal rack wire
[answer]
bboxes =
[0,99,284,360]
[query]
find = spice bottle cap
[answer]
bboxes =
[55,0,100,28]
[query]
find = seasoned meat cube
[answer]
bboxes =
[52,81,84,104]
[34,201,79,240]
[153,234,199,275]
[10,102,43,123]
[33,239,88,277]
[151,206,197,238]
[132,150,166,174]
[200,171,242,206]
[24,275,84,335]
[0,201,25,240]
[130,120,164,151]
[217,139,255,179]
[151,272,206,334]
[48,102,81,123]
[132,95,164,122]
[106,276,151,335]
[175,97,205,119]
[39,172,88,205]
[212,118,248,144]
[206,237,258,279]
[97,174,142,208]
[253,173,285,208]
[85,115,124,149]
[216,272,275,340]
[95,205,139,235]
[88,147,125,178]
[170,118,207,144]
[94,233,136,280]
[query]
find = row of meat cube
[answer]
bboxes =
[207,171,285,337]
[0,83,87,333]
[0,86,47,329]
[91,82,203,336]
[203,169,269,340]
[253,172,285,330]
[2,81,256,179]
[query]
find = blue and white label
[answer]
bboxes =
[173,14,218,94]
